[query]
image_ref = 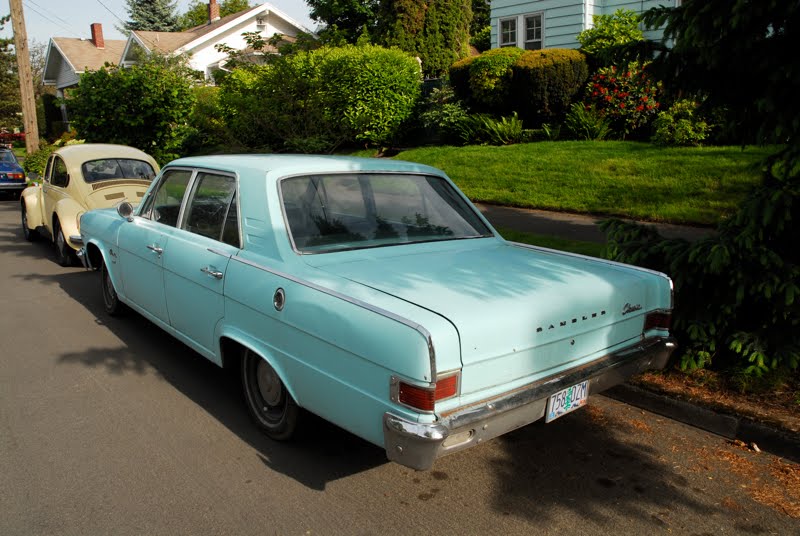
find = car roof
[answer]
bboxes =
[163,154,448,182]
[54,143,157,164]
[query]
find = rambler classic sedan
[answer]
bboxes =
[21,144,158,266]
[78,155,676,470]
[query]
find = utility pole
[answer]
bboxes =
[9,0,40,154]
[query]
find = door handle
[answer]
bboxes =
[201,266,223,280]
[146,244,163,255]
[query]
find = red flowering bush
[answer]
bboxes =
[585,61,661,138]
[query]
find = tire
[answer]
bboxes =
[100,258,124,316]
[21,201,37,242]
[54,224,74,267]
[241,349,299,441]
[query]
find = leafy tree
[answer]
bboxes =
[179,0,251,30]
[69,55,196,163]
[123,0,180,32]
[379,0,472,77]
[0,14,21,130]
[470,0,490,35]
[604,1,800,375]
[305,0,380,43]
[577,9,644,67]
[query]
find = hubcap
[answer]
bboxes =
[256,359,282,407]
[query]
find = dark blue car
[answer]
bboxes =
[0,148,26,198]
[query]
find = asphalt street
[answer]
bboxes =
[0,199,797,536]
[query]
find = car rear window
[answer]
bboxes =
[0,151,19,164]
[281,173,493,253]
[81,158,156,183]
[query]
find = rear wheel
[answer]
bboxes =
[100,258,124,316]
[20,201,37,242]
[241,349,299,441]
[54,224,74,267]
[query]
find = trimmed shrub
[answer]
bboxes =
[69,55,196,164]
[471,26,491,52]
[220,44,421,152]
[316,44,421,146]
[651,99,711,146]
[510,48,589,125]
[449,47,524,114]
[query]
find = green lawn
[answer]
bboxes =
[496,227,606,258]
[389,141,775,226]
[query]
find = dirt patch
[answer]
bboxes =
[631,370,800,434]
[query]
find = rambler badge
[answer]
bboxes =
[622,303,643,315]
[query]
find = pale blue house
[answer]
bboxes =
[490,0,682,50]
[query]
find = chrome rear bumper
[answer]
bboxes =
[383,335,677,471]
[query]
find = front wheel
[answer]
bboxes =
[54,225,74,267]
[241,349,299,441]
[100,258,124,316]
[21,201,37,242]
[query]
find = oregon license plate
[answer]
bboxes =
[545,380,589,422]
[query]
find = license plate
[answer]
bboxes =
[545,380,589,422]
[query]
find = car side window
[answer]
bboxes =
[183,173,238,245]
[51,157,69,187]
[44,156,54,183]
[142,169,192,227]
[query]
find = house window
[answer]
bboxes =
[500,18,517,47]
[524,14,543,49]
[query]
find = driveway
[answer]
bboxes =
[0,200,796,535]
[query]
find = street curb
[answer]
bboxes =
[604,384,800,463]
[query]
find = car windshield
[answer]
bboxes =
[281,173,493,253]
[0,151,19,164]
[81,158,156,183]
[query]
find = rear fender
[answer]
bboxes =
[20,185,44,230]
[54,198,87,250]
[217,328,301,406]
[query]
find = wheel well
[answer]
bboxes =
[86,243,104,271]
[220,337,245,372]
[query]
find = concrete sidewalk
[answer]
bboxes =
[475,202,717,243]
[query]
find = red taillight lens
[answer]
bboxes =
[644,311,671,331]
[9,173,24,180]
[398,373,459,412]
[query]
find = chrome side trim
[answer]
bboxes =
[510,241,673,283]
[69,235,83,245]
[230,255,438,380]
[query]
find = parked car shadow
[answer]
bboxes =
[25,268,729,527]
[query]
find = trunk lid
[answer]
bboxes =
[84,179,152,210]
[306,239,665,395]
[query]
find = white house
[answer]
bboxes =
[490,0,682,50]
[42,1,312,124]
[119,0,311,79]
[42,23,127,121]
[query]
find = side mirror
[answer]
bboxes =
[27,171,40,181]
[117,201,134,222]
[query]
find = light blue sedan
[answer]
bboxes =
[78,155,676,470]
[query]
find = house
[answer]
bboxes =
[42,1,311,125]
[42,23,127,123]
[490,0,682,50]
[119,0,311,79]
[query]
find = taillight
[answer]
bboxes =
[8,173,24,180]
[397,373,459,412]
[644,310,671,331]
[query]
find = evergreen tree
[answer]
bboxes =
[0,14,21,129]
[123,0,180,32]
[379,0,471,77]
[178,0,251,31]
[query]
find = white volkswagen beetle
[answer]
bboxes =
[21,144,159,265]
